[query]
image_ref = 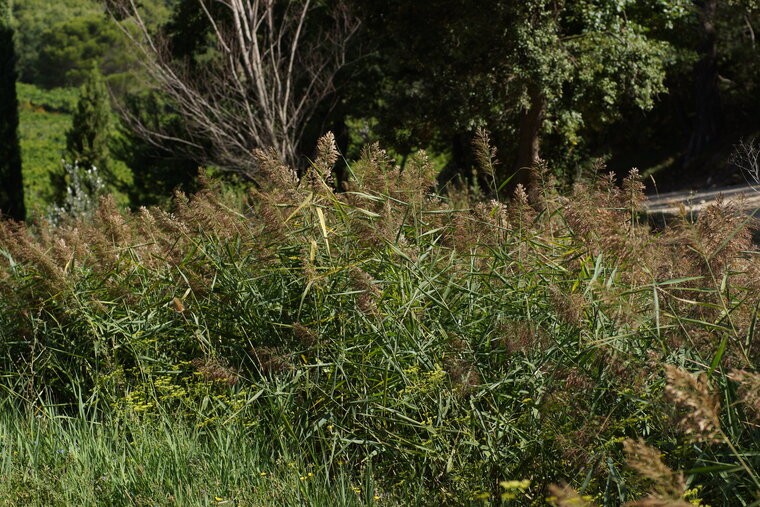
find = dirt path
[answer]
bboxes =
[644,183,760,216]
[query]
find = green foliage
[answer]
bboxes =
[36,14,135,89]
[17,82,131,214]
[10,0,102,83]
[16,83,79,213]
[16,82,78,112]
[599,1,760,186]
[18,103,70,213]
[5,0,760,500]
[47,162,106,225]
[0,143,758,504]
[352,0,685,181]
[66,67,111,172]
[112,90,202,206]
[11,0,170,88]
[0,0,24,220]
[0,401,370,505]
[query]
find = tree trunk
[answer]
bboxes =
[437,133,474,188]
[0,1,25,221]
[509,85,546,203]
[685,0,722,164]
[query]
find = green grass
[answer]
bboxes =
[0,143,758,505]
[0,401,373,506]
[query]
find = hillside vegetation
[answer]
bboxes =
[0,136,758,505]
[16,83,77,211]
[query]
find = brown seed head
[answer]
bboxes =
[663,365,722,443]
[622,438,688,505]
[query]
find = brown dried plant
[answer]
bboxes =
[293,323,319,348]
[663,365,722,443]
[472,128,498,191]
[548,483,596,506]
[691,197,754,276]
[250,346,292,375]
[399,150,438,207]
[253,147,300,192]
[622,438,690,506]
[660,198,757,329]
[107,0,359,173]
[301,247,321,287]
[622,168,647,212]
[307,132,339,193]
[350,267,381,316]
[473,199,511,247]
[728,369,760,422]
[313,132,339,183]
[554,418,607,471]
[497,319,549,356]
[350,143,399,196]
[563,169,649,261]
[509,184,537,230]
[443,356,481,398]
[549,285,586,327]
[191,358,239,386]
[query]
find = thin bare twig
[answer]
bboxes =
[105,0,360,178]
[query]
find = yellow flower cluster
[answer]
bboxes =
[399,364,447,398]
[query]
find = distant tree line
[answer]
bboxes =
[106,0,760,199]
[3,0,760,215]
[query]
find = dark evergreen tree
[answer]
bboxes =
[66,67,111,172]
[0,0,25,220]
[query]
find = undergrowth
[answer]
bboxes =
[0,132,758,505]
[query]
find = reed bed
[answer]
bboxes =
[0,135,758,505]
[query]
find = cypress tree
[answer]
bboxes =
[0,0,25,221]
[66,66,110,172]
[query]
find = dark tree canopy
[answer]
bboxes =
[350,0,688,195]
[4,0,760,209]
[0,0,25,220]
[111,90,201,206]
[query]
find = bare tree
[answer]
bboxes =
[731,137,760,190]
[106,0,359,178]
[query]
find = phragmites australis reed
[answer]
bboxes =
[0,135,759,504]
[548,483,596,506]
[309,131,339,190]
[728,369,760,421]
[191,357,239,386]
[292,322,319,347]
[663,365,722,443]
[350,267,381,316]
[472,127,498,193]
[622,438,691,506]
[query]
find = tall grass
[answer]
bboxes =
[0,399,369,506]
[0,134,758,505]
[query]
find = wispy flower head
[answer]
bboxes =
[622,438,689,506]
[664,365,721,443]
[728,369,760,421]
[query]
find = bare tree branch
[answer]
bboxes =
[731,137,760,190]
[105,0,360,179]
